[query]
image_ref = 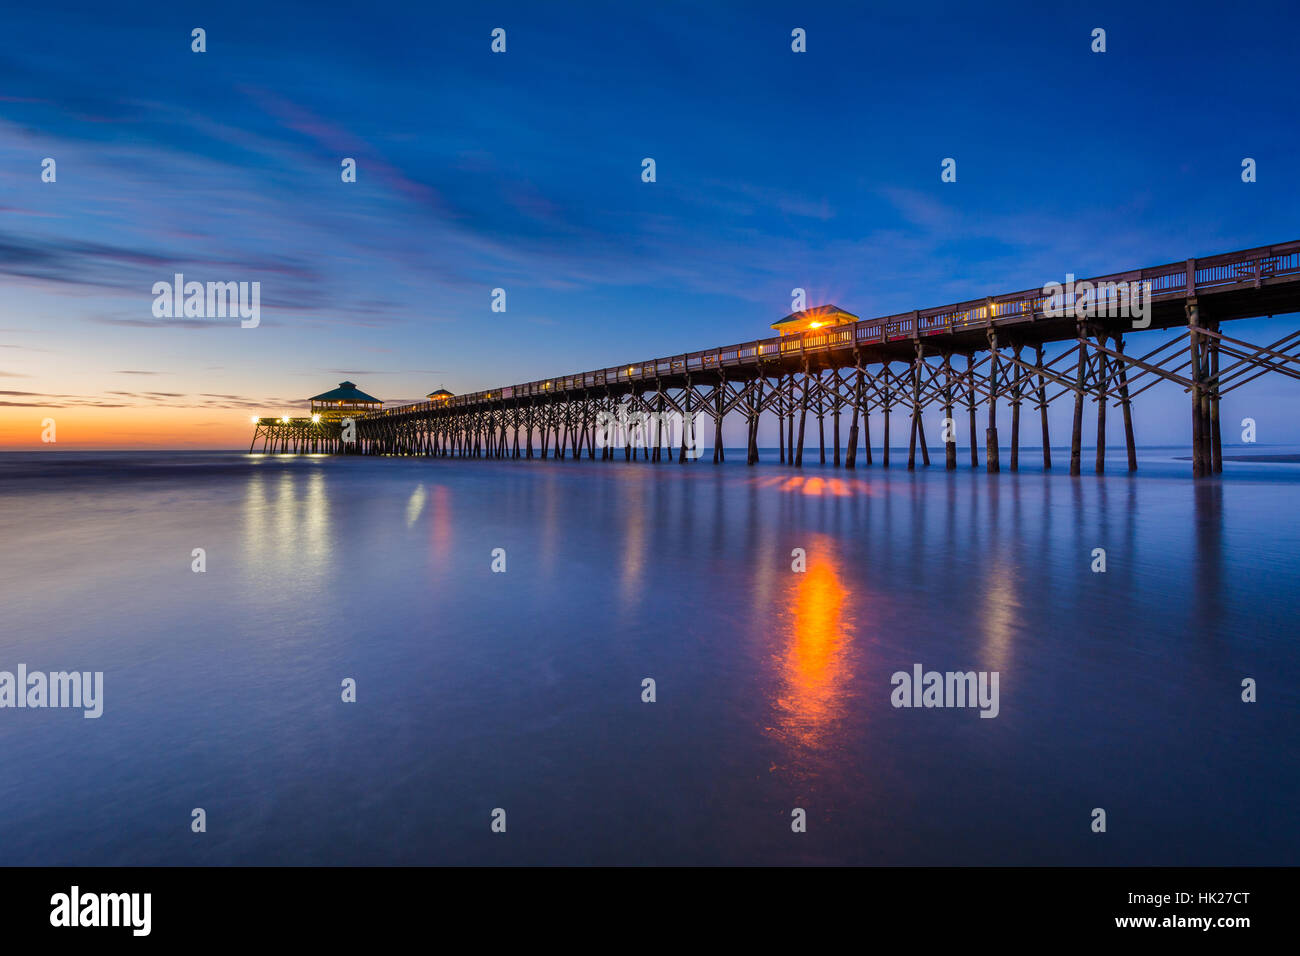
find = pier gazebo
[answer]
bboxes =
[770,304,859,336]
[249,380,383,454]
[310,381,383,422]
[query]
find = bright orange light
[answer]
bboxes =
[768,474,876,497]
[772,546,852,753]
[809,321,824,329]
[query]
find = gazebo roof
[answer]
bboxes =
[309,381,382,404]
[770,304,859,331]
[426,388,454,399]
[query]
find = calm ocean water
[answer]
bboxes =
[1,448,1297,865]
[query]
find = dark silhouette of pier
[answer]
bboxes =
[253,239,1300,477]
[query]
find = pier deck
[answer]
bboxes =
[286,239,1300,476]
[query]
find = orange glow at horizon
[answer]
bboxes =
[0,407,276,450]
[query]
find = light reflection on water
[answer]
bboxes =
[0,451,1296,865]
[242,467,332,576]
[428,483,454,563]
[770,536,855,760]
[980,558,1019,675]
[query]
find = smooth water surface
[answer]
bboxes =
[1,449,1297,865]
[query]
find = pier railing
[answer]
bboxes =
[361,239,1300,420]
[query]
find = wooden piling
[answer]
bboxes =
[907,347,920,470]
[1010,344,1022,471]
[1209,321,1223,473]
[846,362,862,469]
[1035,344,1051,470]
[787,375,794,464]
[882,369,891,468]
[832,381,841,467]
[1188,302,1205,478]
[986,330,1000,473]
[943,351,956,470]
[794,366,809,467]
[1095,331,1108,474]
[816,373,827,465]
[713,382,724,464]
[1070,325,1087,476]
[916,343,931,467]
[863,371,873,466]
[652,390,663,462]
[680,377,693,463]
[966,353,979,468]
[777,377,786,464]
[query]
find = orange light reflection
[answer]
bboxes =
[751,474,878,497]
[770,541,854,755]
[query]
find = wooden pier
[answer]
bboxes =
[248,380,381,454]
[271,240,1300,477]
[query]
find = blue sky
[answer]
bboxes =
[1,0,1297,446]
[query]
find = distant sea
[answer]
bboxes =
[1,446,1297,865]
